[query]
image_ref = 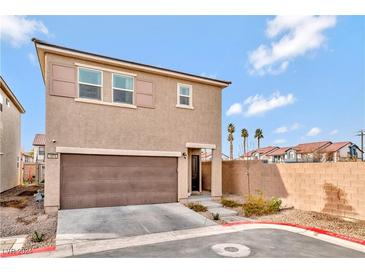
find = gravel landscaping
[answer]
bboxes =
[0,185,57,249]
[222,195,365,241]
[254,209,365,240]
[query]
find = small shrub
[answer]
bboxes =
[242,192,282,217]
[266,197,282,213]
[186,202,207,212]
[212,213,220,220]
[221,198,242,208]
[32,231,45,242]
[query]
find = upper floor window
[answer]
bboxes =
[38,146,45,156]
[177,83,192,108]
[78,67,102,100]
[112,73,134,105]
[0,94,3,112]
[6,98,10,107]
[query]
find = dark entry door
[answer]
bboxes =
[192,155,200,191]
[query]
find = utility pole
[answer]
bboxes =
[357,130,364,161]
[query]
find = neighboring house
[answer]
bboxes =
[242,146,279,161]
[21,151,34,163]
[266,147,297,163]
[33,134,46,163]
[33,39,231,213]
[0,76,25,192]
[319,142,363,162]
[32,134,46,183]
[201,151,229,161]
[293,141,332,162]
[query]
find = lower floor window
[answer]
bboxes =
[113,89,133,104]
[79,84,101,100]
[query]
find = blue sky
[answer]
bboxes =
[1,16,364,156]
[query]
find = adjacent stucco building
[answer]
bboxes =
[33,39,231,213]
[0,76,25,192]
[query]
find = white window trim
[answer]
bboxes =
[112,73,135,106]
[77,67,103,101]
[176,83,193,109]
[74,62,137,77]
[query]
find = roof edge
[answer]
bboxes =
[0,76,25,113]
[32,38,231,87]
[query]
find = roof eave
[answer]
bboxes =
[32,38,231,88]
[0,76,26,113]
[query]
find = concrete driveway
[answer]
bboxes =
[56,203,215,244]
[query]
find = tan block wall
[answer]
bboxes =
[202,160,365,220]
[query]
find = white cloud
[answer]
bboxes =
[329,129,339,135]
[249,16,336,75]
[274,126,288,134]
[0,16,48,47]
[226,92,295,117]
[290,122,301,130]
[273,139,286,144]
[27,52,38,66]
[244,92,295,117]
[226,103,243,116]
[306,127,322,136]
[274,122,301,134]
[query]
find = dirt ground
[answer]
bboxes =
[0,185,57,249]
[221,195,365,241]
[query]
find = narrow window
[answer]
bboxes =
[177,83,192,107]
[0,94,3,112]
[112,73,134,105]
[6,98,10,107]
[78,68,102,100]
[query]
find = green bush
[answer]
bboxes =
[212,213,220,220]
[32,231,45,242]
[221,198,242,208]
[186,202,207,212]
[242,192,282,217]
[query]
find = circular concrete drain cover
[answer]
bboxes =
[211,243,251,257]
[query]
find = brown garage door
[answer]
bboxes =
[60,154,178,209]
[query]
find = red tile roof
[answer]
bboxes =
[266,147,292,156]
[294,141,331,154]
[244,146,279,157]
[32,134,46,146]
[320,142,351,153]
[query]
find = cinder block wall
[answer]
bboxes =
[202,160,365,220]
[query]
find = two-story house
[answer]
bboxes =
[32,133,46,163]
[33,39,231,213]
[0,76,25,192]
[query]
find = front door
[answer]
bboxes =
[191,155,200,192]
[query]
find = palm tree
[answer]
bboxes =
[227,123,235,160]
[241,128,249,157]
[254,128,264,149]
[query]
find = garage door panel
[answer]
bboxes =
[61,154,178,209]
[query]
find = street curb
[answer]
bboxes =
[0,245,56,258]
[222,221,365,246]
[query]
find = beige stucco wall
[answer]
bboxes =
[202,160,365,220]
[44,53,223,210]
[0,87,21,192]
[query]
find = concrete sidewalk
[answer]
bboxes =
[20,223,365,258]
